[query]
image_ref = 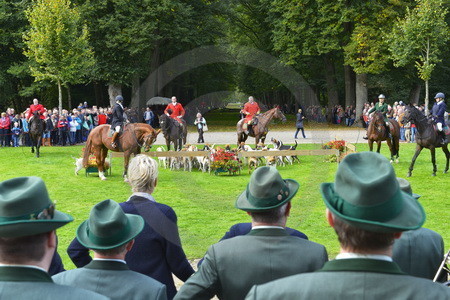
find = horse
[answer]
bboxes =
[29,112,44,158]
[400,105,449,177]
[83,123,160,180]
[158,114,187,151]
[237,106,286,147]
[367,111,400,163]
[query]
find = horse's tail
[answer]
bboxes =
[83,134,93,168]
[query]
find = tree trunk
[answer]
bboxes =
[66,84,72,109]
[57,79,63,112]
[408,82,421,105]
[324,55,339,108]
[131,74,141,120]
[424,79,429,115]
[355,73,367,121]
[344,65,356,107]
[108,83,122,107]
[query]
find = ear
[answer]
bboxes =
[326,209,335,228]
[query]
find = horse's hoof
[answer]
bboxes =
[443,170,448,174]
[407,173,412,178]
[395,159,399,164]
[432,173,436,177]
[100,177,107,181]
[390,160,393,164]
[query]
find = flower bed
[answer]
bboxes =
[210,149,242,175]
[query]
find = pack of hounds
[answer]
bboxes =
[155,137,300,174]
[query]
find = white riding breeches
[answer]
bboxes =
[115,125,121,132]
[437,122,443,131]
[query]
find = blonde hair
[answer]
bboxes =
[127,155,159,193]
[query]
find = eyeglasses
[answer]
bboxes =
[31,204,55,220]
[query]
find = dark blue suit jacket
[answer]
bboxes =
[431,101,447,124]
[67,196,194,299]
[197,223,308,266]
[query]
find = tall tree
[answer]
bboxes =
[23,0,94,111]
[388,0,449,114]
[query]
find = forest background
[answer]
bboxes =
[0,0,449,118]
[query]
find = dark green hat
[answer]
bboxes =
[235,166,299,212]
[396,178,421,199]
[321,152,425,232]
[77,199,144,250]
[0,177,73,238]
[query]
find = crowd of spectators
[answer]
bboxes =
[0,102,148,147]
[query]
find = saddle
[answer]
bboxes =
[108,124,124,137]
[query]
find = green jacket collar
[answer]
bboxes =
[0,266,52,282]
[85,260,129,271]
[319,259,406,275]
[247,228,289,237]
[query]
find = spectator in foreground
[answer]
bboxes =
[393,178,446,282]
[53,199,167,300]
[246,152,450,299]
[67,154,194,299]
[0,177,107,299]
[175,166,328,300]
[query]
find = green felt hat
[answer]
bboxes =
[77,199,144,250]
[321,152,425,233]
[396,178,421,199]
[235,166,299,212]
[0,177,73,238]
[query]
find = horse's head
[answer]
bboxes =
[142,129,161,152]
[159,114,170,131]
[401,105,418,125]
[372,111,385,124]
[274,106,287,123]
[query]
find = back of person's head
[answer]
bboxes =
[320,152,425,250]
[0,177,73,263]
[127,155,159,193]
[235,167,299,221]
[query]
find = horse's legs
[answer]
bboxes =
[123,151,130,181]
[260,134,266,146]
[386,138,393,162]
[166,140,171,151]
[95,148,106,180]
[368,140,373,152]
[442,145,450,173]
[408,145,423,177]
[430,147,437,176]
[376,141,381,154]
[36,136,41,158]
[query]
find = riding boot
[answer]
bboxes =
[111,132,119,148]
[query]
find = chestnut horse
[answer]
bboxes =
[237,106,286,147]
[367,111,400,163]
[83,123,160,180]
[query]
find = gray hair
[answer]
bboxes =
[127,155,159,193]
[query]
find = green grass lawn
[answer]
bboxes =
[0,142,448,270]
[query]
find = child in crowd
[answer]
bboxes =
[11,122,21,147]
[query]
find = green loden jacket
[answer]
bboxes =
[53,260,167,300]
[0,266,108,300]
[174,228,328,300]
[246,258,450,300]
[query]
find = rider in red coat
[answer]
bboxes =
[28,98,46,120]
[241,96,260,135]
[164,96,185,123]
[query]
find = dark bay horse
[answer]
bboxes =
[29,112,44,158]
[401,105,449,177]
[83,123,160,180]
[237,106,286,146]
[159,114,187,151]
[367,111,400,163]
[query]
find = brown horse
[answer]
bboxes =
[237,106,286,146]
[367,111,400,163]
[83,123,160,180]
[401,105,449,177]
